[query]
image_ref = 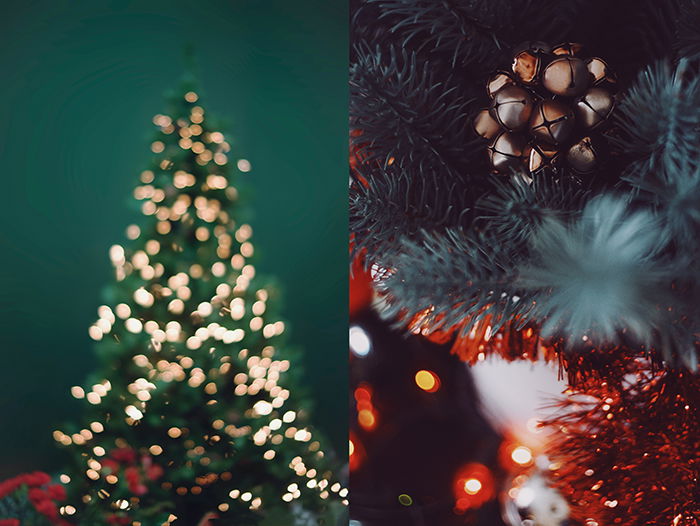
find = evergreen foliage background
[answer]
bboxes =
[351,0,700,366]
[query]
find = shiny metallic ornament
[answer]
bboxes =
[515,41,552,54]
[552,42,583,56]
[502,473,570,526]
[529,143,560,173]
[529,100,575,145]
[477,43,615,176]
[490,85,534,132]
[575,87,615,129]
[487,71,515,98]
[488,131,528,173]
[566,136,600,173]
[586,57,617,86]
[473,108,501,140]
[512,50,542,85]
[542,56,590,97]
[511,42,552,85]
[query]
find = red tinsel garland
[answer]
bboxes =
[543,355,700,525]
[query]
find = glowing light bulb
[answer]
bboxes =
[511,446,533,465]
[349,326,371,356]
[253,400,273,416]
[464,478,482,495]
[357,409,376,430]
[415,370,440,392]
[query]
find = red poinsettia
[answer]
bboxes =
[105,515,131,525]
[102,447,164,496]
[0,472,71,526]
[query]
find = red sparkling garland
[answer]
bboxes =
[543,356,700,526]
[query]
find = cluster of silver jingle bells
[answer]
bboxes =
[473,42,616,176]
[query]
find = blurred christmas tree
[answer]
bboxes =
[53,80,345,526]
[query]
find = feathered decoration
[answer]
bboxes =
[624,155,700,250]
[520,195,671,347]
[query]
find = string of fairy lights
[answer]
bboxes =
[52,90,346,524]
[349,317,558,524]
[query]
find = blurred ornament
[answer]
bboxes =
[471,358,566,444]
[542,56,590,97]
[575,87,615,129]
[474,43,616,175]
[488,132,528,172]
[529,100,575,145]
[491,86,534,131]
[502,472,570,526]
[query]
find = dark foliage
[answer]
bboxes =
[380,229,532,336]
[614,59,700,182]
[350,161,472,264]
[352,0,578,71]
[476,173,590,247]
[350,44,482,177]
[350,0,700,367]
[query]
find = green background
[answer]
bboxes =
[0,0,347,477]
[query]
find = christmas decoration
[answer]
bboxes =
[543,355,700,526]
[351,1,700,369]
[470,358,573,526]
[0,472,71,526]
[502,472,569,526]
[54,82,345,525]
[520,194,669,346]
[351,1,700,525]
[473,42,616,175]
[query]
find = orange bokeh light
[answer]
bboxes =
[355,384,378,430]
[453,463,494,512]
[358,409,377,430]
[415,370,441,393]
